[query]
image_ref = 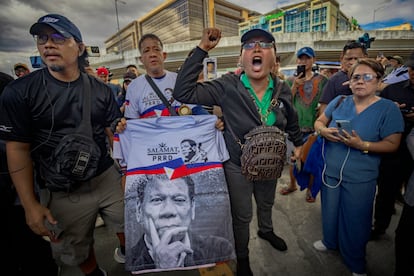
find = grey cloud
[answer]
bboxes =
[0,0,412,75]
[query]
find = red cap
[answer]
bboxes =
[96,67,109,76]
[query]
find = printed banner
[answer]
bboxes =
[113,115,236,274]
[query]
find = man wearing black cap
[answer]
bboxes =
[0,14,125,276]
[173,28,303,275]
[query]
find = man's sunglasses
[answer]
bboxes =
[34,33,68,45]
[242,41,274,50]
[350,73,378,83]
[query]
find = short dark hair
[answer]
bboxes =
[126,64,137,70]
[343,41,368,56]
[181,139,197,147]
[138,34,163,53]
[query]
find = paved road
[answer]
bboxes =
[59,165,400,276]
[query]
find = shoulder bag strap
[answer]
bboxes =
[322,95,347,132]
[265,78,283,119]
[145,74,178,116]
[227,119,243,148]
[273,79,283,103]
[227,78,284,147]
[334,95,346,109]
[78,73,93,137]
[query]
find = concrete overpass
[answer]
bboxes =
[89,30,414,80]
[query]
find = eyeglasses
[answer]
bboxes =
[242,41,274,50]
[34,33,67,45]
[350,73,378,83]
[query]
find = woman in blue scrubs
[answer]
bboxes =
[313,58,404,276]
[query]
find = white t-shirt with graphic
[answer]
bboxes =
[124,71,203,118]
[113,115,229,171]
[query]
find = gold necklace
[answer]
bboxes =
[249,94,277,123]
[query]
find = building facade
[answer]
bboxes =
[95,0,412,82]
[90,29,414,82]
[104,0,258,55]
[239,0,355,36]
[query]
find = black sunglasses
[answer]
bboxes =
[242,41,274,50]
[34,33,68,45]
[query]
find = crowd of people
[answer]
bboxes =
[0,12,413,276]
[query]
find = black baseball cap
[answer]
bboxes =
[30,14,82,42]
[241,29,275,44]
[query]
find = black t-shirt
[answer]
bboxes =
[380,79,414,134]
[319,70,352,104]
[0,69,122,178]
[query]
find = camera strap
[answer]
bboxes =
[145,74,178,116]
[78,73,93,137]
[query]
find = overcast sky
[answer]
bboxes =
[0,0,413,75]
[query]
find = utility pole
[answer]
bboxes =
[372,0,391,29]
[114,0,126,57]
[373,6,385,29]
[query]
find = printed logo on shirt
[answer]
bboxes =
[148,142,180,162]
[0,125,12,132]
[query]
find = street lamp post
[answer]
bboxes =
[372,0,391,29]
[114,0,126,56]
[373,6,385,28]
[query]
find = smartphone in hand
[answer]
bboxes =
[44,219,64,241]
[401,104,413,114]
[401,109,414,114]
[336,120,352,135]
[297,65,306,78]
